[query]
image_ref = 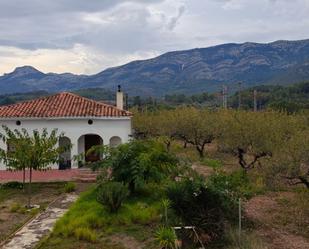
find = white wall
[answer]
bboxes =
[0,117,132,170]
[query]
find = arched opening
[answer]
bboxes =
[78,134,103,163]
[59,136,71,170]
[110,136,122,148]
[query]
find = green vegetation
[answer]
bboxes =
[0,126,69,207]
[38,185,162,248]
[38,102,308,248]
[96,140,179,192]
[155,226,177,249]
[96,182,129,213]
[229,82,309,112]
[2,82,308,114]
[134,108,309,189]
[63,182,76,193]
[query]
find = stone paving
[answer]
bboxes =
[1,194,77,249]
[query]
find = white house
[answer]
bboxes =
[0,89,132,170]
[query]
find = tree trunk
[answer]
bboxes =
[299,176,309,189]
[22,168,26,192]
[197,145,205,158]
[27,167,32,208]
[165,140,171,152]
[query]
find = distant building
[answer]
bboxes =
[0,88,132,170]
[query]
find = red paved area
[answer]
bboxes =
[0,169,79,183]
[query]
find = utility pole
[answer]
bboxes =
[238,82,242,109]
[253,90,257,112]
[222,85,228,109]
[225,85,228,109]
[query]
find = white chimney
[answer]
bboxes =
[116,85,124,110]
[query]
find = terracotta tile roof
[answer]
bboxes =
[0,92,132,118]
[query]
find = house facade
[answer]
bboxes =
[0,90,132,170]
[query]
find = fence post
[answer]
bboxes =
[238,198,242,244]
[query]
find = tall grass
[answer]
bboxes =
[52,185,162,243]
[226,228,267,249]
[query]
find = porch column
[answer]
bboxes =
[71,138,79,169]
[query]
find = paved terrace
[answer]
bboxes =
[0,169,79,183]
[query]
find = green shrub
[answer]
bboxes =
[155,226,177,249]
[64,182,76,193]
[207,170,265,199]
[102,140,179,193]
[97,182,129,213]
[201,158,223,169]
[167,177,237,243]
[1,181,23,189]
[73,227,97,242]
[10,202,22,213]
[9,202,29,214]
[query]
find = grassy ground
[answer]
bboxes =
[0,182,65,243]
[37,184,163,249]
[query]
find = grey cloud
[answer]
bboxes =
[0,0,163,17]
[167,5,186,30]
[0,0,309,74]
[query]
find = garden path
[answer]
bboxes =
[1,193,77,249]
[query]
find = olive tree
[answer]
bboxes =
[0,126,67,207]
[219,111,288,172]
[174,107,221,158]
[273,129,309,188]
[133,110,176,151]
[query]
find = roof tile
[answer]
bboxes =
[0,92,132,118]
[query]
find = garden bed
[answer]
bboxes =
[0,182,89,244]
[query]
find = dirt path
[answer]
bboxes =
[245,193,309,249]
[1,193,77,249]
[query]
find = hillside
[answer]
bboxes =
[1,39,309,96]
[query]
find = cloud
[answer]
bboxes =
[167,5,186,30]
[0,0,309,75]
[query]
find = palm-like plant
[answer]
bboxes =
[155,226,177,249]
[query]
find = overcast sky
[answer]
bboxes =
[0,0,309,75]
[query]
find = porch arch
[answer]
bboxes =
[78,134,103,163]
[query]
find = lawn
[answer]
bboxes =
[36,184,163,249]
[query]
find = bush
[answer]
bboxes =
[167,177,237,243]
[64,182,76,193]
[0,181,23,189]
[207,170,265,199]
[10,202,22,213]
[96,182,129,213]
[201,158,223,169]
[9,202,29,214]
[103,140,179,193]
[155,226,177,249]
[74,227,97,242]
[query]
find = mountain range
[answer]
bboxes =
[1,39,309,96]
